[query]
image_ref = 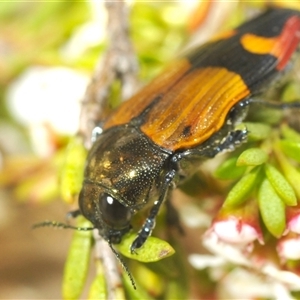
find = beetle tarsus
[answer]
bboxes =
[130,205,160,253]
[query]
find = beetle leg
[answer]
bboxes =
[180,126,248,161]
[130,170,176,253]
[212,127,248,155]
[250,99,300,132]
[226,98,250,126]
[249,98,300,110]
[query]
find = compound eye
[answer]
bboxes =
[99,193,132,229]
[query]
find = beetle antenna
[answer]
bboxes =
[33,222,136,288]
[108,242,136,290]
[32,221,94,231]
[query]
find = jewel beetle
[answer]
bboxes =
[77,7,300,253]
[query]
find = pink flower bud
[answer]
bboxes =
[277,232,300,261]
[206,199,263,245]
[286,205,300,234]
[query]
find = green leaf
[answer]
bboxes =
[122,267,156,300]
[62,217,92,300]
[274,148,300,199]
[165,280,189,300]
[236,148,268,166]
[88,273,107,300]
[223,168,260,207]
[60,137,87,204]
[281,81,300,103]
[281,124,300,143]
[279,141,300,163]
[265,164,297,206]
[258,178,286,238]
[214,157,247,180]
[116,233,175,263]
[244,122,272,141]
[247,107,282,125]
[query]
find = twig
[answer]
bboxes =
[93,230,126,300]
[78,0,139,149]
[77,0,139,296]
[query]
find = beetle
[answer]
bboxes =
[77,7,300,254]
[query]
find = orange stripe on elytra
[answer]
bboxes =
[103,59,191,129]
[141,67,250,150]
[240,34,279,56]
[240,15,300,70]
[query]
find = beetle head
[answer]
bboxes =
[79,182,132,243]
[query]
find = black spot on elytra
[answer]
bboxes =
[182,125,191,137]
